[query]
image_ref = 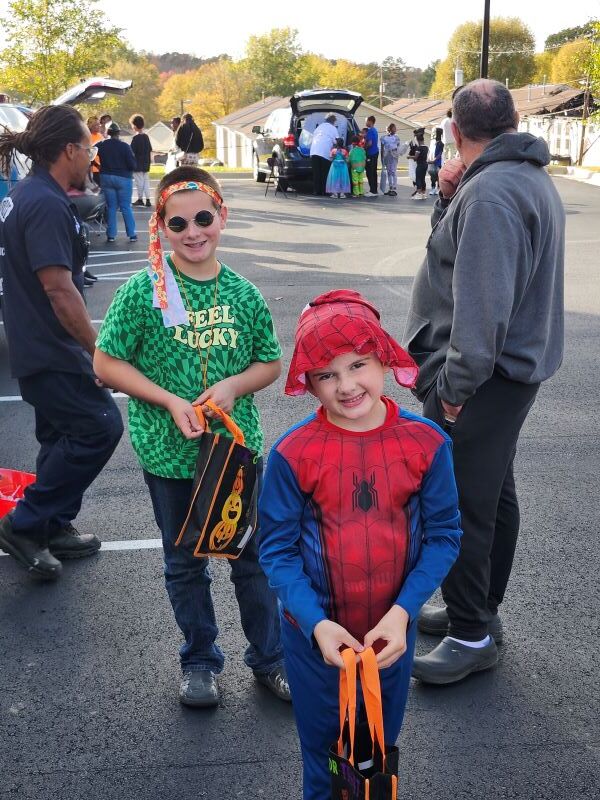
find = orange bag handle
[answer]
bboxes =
[338,648,358,764]
[358,647,387,768]
[194,399,245,446]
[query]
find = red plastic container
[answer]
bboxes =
[0,469,36,519]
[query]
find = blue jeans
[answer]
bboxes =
[143,463,284,674]
[100,174,136,239]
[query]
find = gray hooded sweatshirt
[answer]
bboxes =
[403,132,565,405]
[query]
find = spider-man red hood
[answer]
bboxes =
[285,289,418,396]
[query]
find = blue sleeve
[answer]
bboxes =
[258,448,327,641]
[395,440,461,619]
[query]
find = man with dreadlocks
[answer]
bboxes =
[0,105,124,579]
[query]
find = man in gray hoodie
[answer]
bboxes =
[404,79,564,684]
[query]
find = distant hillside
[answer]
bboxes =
[146,52,231,75]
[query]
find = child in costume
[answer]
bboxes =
[259,290,462,800]
[379,122,401,196]
[325,138,350,198]
[348,135,366,197]
[94,166,289,709]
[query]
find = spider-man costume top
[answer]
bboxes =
[259,396,461,642]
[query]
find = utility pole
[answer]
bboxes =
[480,0,491,78]
[578,75,590,166]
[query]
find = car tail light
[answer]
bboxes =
[283,134,296,148]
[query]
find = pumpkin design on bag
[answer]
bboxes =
[209,466,245,551]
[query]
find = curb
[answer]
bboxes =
[549,165,600,187]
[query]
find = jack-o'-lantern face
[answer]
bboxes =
[223,494,242,523]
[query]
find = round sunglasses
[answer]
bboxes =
[166,209,219,233]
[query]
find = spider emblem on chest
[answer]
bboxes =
[352,472,379,512]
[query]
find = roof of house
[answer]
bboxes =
[382,83,591,126]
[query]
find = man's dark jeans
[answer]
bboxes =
[143,463,284,674]
[311,155,330,196]
[423,372,539,640]
[366,153,378,194]
[13,370,123,537]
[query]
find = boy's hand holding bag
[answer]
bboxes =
[329,647,399,800]
[175,400,258,559]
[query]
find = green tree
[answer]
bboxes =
[381,56,407,98]
[98,58,162,127]
[244,28,302,97]
[544,21,597,52]
[419,61,439,96]
[551,39,593,85]
[0,0,125,104]
[430,17,536,96]
[532,51,555,84]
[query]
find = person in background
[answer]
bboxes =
[380,122,401,196]
[404,79,565,685]
[364,115,379,197]
[97,122,137,243]
[441,109,456,160]
[87,116,103,186]
[428,127,444,195]
[348,134,366,197]
[175,113,204,166]
[130,114,153,207]
[99,114,112,139]
[0,105,123,579]
[408,130,429,200]
[309,114,338,197]
[325,138,350,199]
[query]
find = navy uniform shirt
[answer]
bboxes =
[0,166,92,378]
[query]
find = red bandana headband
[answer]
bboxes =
[285,289,418,396]
[148,180,223,309]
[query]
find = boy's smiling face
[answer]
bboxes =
[160,189,227,275]
[307,351,387,432]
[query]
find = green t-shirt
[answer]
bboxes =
[96,261,281,479]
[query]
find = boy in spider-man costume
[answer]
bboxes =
[259,290,462,800]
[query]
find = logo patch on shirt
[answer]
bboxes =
[0,197,14,222]
[352,473,379,512]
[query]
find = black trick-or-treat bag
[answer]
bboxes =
[329,648,399,800]
[175,400,258,559]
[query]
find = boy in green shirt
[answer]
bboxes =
[94,167,289,708]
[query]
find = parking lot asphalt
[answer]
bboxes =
[0,175,599,800]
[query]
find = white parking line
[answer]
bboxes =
[0,393,128,402]
[0,538,163,556]
[97,270,140,279]
[89,259,147,269]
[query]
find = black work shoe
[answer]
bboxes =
[179,670,220,707]
[84,271,98,282]
[0,515,62,579]
[48,523,101,560]
[412,636,498,685]
[133,198,144,206]
[418,603,504,644]
[145,199,152,207]
[254,665,292,702]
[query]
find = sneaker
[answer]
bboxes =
[83,275,96,287]
[129,236,138,243]
[133,199,144,206]
[364,191,376,198]
[145,199,152,207]
[48,523,101,560]
[339,193,346,198]
[84,271,98,282]
[389,190,397,196]
[0,515,62,579]
[106,237,115,243]
[429,189,438,195]
[179,670,220,707]
[254,665,291,702]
